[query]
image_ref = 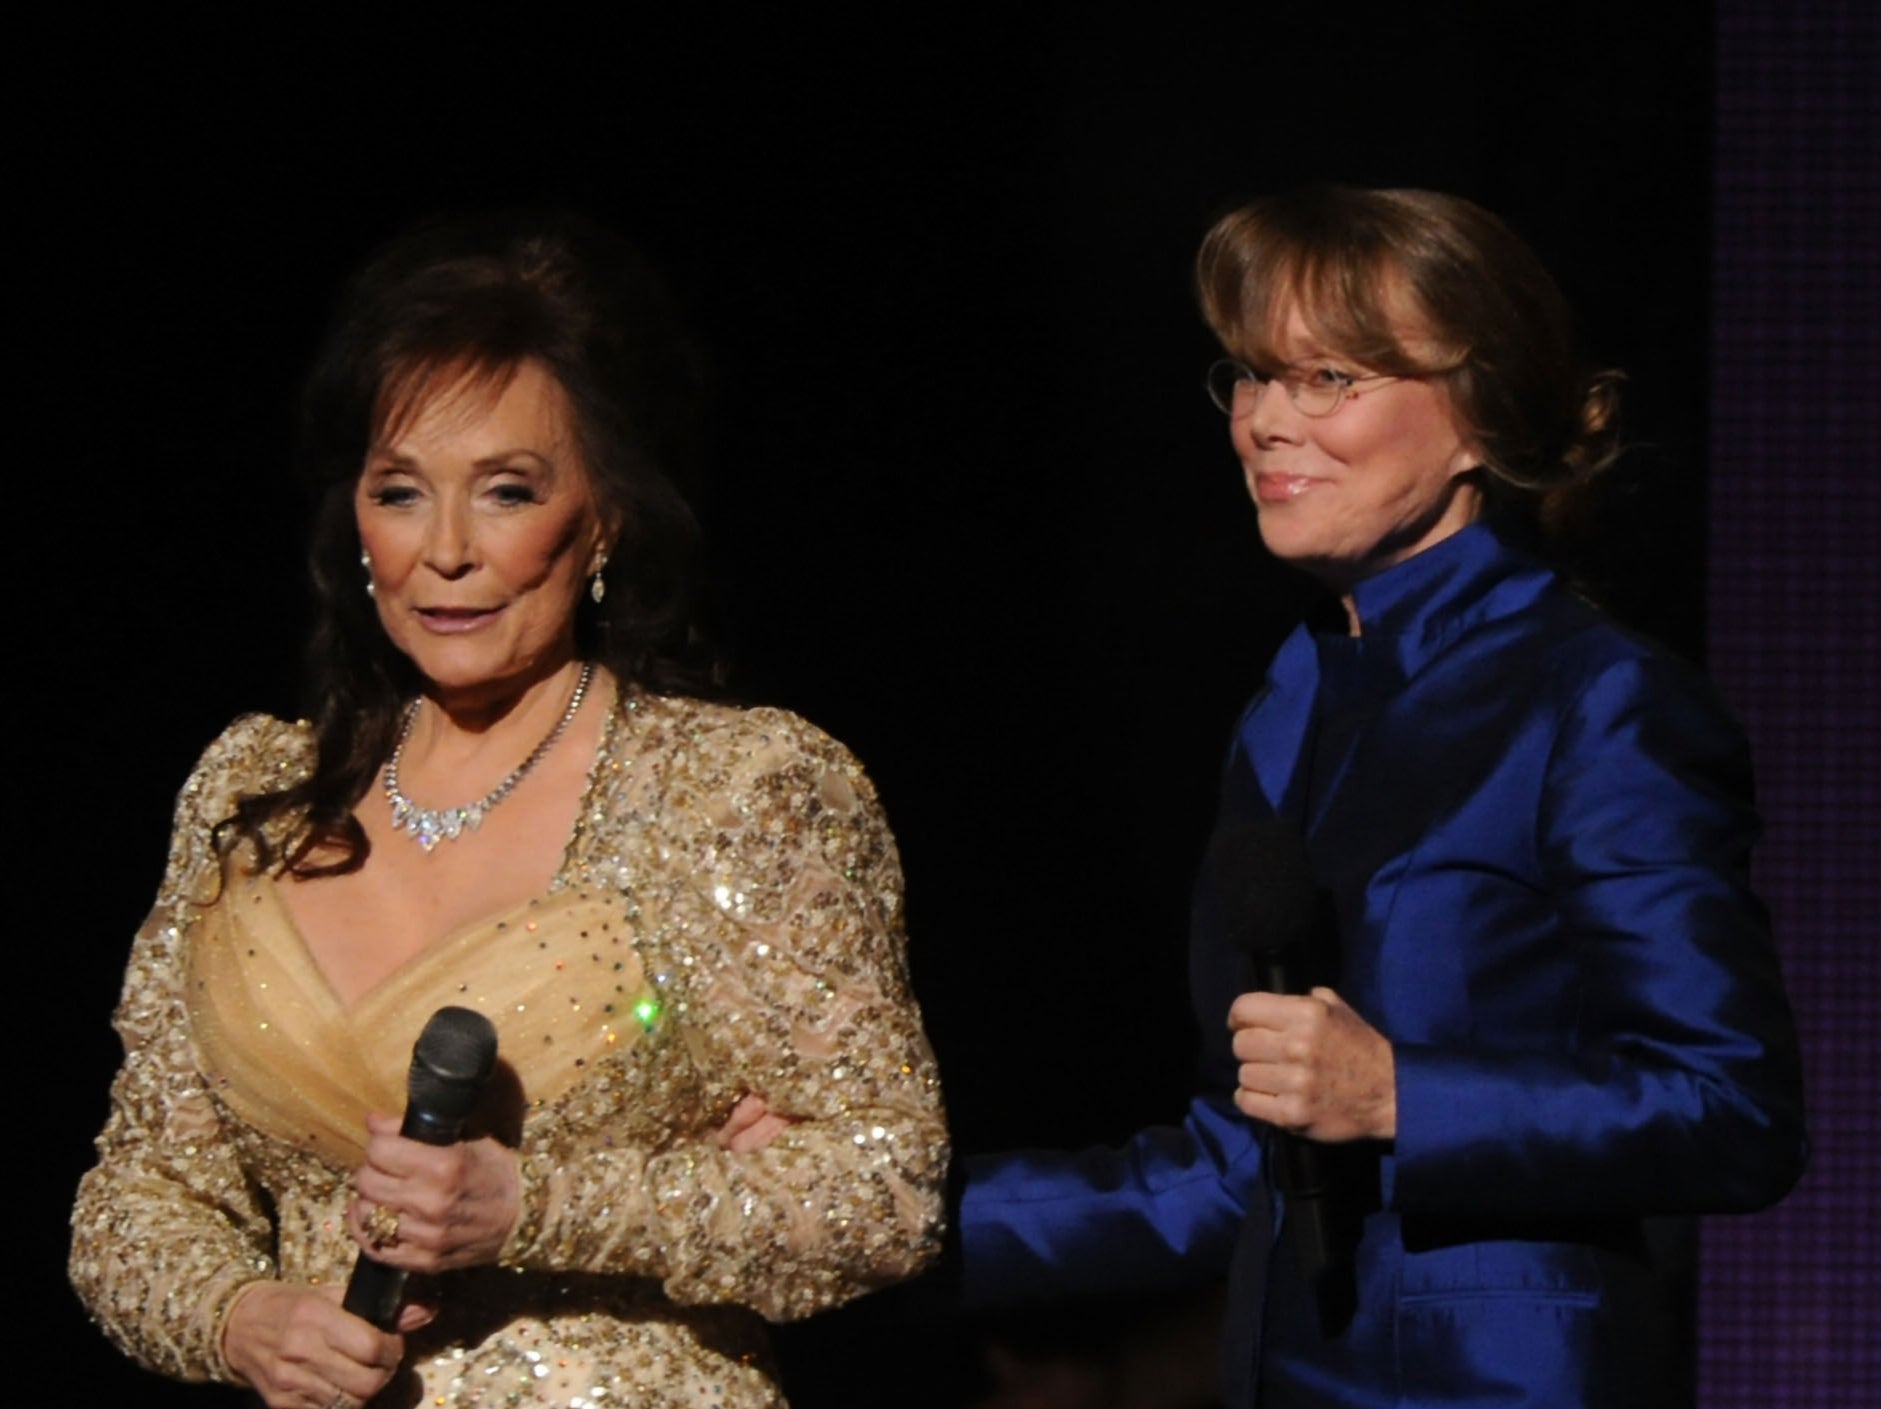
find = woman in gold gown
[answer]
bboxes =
[70,214,947,1409]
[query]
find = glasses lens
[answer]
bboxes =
[1206,360,1254,414]
[1292,374,1341,417]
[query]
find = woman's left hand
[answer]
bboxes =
[347,1113,521,1273]
[710,1093,794,1154]
[1228,987,1397,1142]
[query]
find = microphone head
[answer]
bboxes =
[1207,816,1319,954]
[406,1006,499,1121]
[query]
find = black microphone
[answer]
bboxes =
[1208,817,1336,1284]
[342,1005,499,1330]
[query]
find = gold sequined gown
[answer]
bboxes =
[70,692,949,1408]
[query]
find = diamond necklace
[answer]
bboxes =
[383,661,596,852]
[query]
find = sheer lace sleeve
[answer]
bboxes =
[502,703,949,1321]
[69,716,309,1381]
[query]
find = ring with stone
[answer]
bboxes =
[363,1201,401,1249]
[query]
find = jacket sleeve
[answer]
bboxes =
[1390,653,1807,1220]
[69,719,297,1383]
[957,1092,1263,1309]
[499,721,949,1322]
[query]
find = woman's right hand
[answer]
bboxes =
[222,1280,429,1408]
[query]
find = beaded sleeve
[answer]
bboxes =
[501,702,950,1321]
[68,715,309,1383]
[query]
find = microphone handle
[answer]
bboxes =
[1249,950,1295,999]
[1248,947,1333,1283]
[340,1106,468,1329]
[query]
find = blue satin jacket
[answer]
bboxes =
[960,522,1805,1407]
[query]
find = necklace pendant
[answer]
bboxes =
[382,661,595,854]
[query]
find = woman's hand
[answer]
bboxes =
[222,1280,428,1408]
[1228,987,1396,1141]
[346,1113,521,1273]
[710,1093,794,1154]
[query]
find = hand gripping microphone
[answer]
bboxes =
[1208,817,1336,1284]
[342,1005,499,1330]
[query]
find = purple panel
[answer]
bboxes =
[1705,4,1880,1405]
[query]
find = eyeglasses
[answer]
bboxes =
[1204,358,1407,419]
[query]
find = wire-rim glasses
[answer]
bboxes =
[1205,358,1408,419]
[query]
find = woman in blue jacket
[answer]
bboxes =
[959,188,1805,1407]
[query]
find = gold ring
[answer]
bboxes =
[364,1201,401,1249]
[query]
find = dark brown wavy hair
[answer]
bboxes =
[225,211,715,877]
[1196,186,1622,532]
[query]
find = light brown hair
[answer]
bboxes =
[1196,186,1622,505]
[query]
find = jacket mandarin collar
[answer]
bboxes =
[1332,517,1552,685]
[1240,519,1552,820]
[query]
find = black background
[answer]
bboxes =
[32,9,1712,1404]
